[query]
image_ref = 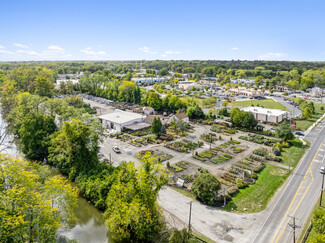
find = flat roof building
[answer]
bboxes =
[241,107,288,124]
[99,110,145,132]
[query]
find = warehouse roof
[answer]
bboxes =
[99,110,144,124]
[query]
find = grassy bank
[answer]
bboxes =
[278,137,309,168]
[295,102,325,131]
[223,164,289,213]
[230,99,289,111]
[298,192,325,242]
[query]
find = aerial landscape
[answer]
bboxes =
[1,0,325,243]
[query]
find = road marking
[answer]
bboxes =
[272,143,322,243]
[276,167,314,242]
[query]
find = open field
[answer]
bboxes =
[230,99,289,111]
[295,102,325,131]
[224,164,289,213]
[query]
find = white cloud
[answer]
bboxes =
[258,52,286,60]
[16,50,40,56]
[0,49,13,55]
[163,50,181,55]
[48,45,65,52]
[139,46,157,54]
[231,47,238,51]
[13,43,29,49]
[80,47,106,56]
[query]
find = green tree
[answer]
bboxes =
[275,121,294,141]
[173,118,187,135]
[104,153,169,242]
[307,234,325,243]
[242,112,258,129]
[158,68,168,76]
[147,92,162,110]
[0,154,78,242]
[186,106,205,120]
[254,76,264,87]
[48,119,99,179]
[18,114,57,161]
[303,107,314,119]
[313,209,325,234]
[35,76,54,97]
[151,117,162,136]
[191,173,221,205]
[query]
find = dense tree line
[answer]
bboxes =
[0,67,172,242]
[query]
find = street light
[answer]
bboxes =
[187,201,192,237]
[320,170,325,207]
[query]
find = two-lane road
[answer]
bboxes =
[253,120,325,243]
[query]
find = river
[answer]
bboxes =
[58,197,109,243]
[0,114,109,243]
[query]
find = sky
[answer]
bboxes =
[0,0,325,61]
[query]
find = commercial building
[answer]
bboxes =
[228,87,262,97]
[132,77,165,85]
[242,107,288,124]
[178,81,201,90]
[99,110,145,132]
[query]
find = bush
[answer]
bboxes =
[236,178,248,189]
[252,164,265,173]
[273,148,281,156]
[198,167,209,173]
[321,106,324,111]
[227,186,239,196]
[191,173,221,205]
[282,141,289,148]
[275,142,283,152]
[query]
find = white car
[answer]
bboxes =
[112,146,121,153]
[320,166,325,174]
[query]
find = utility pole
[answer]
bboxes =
[288,149,291,173]
[188,201,192,236]
[320,172,325,206]
[288,216,299,243]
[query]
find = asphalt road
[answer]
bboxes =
[253,119,325,243]
[272,97,302,119]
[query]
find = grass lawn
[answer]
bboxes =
[180,96,204,106]
[278,137,309,168]
[295,102,325,131]
[298,192,325,242]
[230,99,289,111]
[223,164,289,213]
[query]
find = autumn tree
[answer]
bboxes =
[0,154,78,242]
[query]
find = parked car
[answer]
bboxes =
[112,146,121,153]
[320,166,325,174]
[295,131,305,136]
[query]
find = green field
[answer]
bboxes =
[278,138,309,168]
[295,102,325,131]
[224,164,289,213]
[230,99,289,111]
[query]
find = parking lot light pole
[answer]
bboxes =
[320,172,325,207]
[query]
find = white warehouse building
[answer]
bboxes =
[132,77,165,85]
[242,107,288,124]
[99,110,145,132]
